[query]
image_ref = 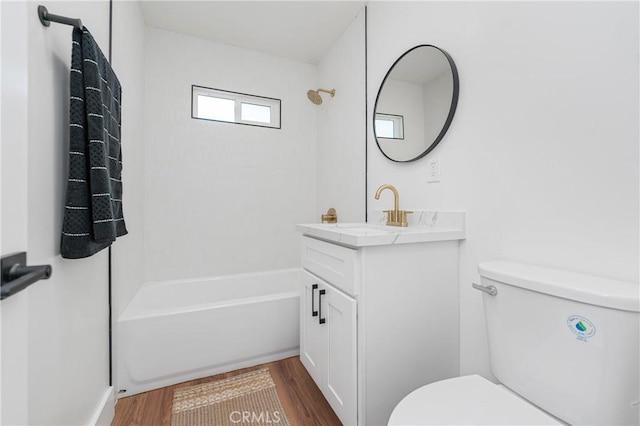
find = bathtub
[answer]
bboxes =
[117,269,300,397]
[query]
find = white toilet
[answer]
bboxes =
[389,261,640,425]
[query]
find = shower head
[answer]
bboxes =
[307,90,323,105]
[307,88,335,105]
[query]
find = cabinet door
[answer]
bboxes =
[323,284,357,425]
[300,270,326,386]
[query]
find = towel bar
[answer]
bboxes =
[38,5,83,30]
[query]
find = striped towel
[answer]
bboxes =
[61,26,127,259]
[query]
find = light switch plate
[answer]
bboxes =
[427,157,440,183]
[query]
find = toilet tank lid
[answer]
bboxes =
[478,261,639,312]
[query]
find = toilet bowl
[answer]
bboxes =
[388,375,562,425]
[388,261,640,425]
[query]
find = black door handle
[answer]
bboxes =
[311,284,318,317]
[1,252,52,300]
[319,289,326,324]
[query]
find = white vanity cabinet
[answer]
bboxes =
[301,270,357,425]
[298,218,465,426]
[300,236,358,425]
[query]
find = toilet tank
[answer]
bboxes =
[478,261,639,425]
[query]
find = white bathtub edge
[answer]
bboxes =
[141,268,301,289]
[117,349,300,398]
[119,268,301,322]
[120,290,300,322]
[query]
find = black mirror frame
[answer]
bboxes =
[374,44,459,163]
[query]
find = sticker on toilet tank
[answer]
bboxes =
[567,315,596,342]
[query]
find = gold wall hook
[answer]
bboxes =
[321,208,338,223]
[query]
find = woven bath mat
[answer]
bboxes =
[171,368,290,426]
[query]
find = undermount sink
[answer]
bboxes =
[297,211,465,247]
[334,224,393,234]
[331,223,430,234]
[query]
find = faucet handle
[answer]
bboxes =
[383,209,397,224]
[397,210,413,227]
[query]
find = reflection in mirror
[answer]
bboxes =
[374,113,404,139]
[374,45,458,162]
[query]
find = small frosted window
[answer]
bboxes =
[241,103,271,124]
[192,86,281,129]
[197,95,235,122]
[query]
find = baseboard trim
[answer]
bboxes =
[89,386,114,426]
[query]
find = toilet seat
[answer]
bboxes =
[388,375,563,425]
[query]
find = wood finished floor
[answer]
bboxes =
[112,356,342,426]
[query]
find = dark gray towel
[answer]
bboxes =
[61,27,127,259]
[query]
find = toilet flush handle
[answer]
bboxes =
[472,282,497,296]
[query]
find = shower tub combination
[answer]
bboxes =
[117,269,300,396]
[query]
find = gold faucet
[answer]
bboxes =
[321,207,338,223]
[375,184,412,227]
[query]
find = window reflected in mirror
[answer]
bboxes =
[374,113,404,139]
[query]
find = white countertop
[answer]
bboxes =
[297,211,465,248]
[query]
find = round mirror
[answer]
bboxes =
[374,45,459,162]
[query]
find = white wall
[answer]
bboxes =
[110,0,147,404]
[317,8,366,222]
[1,2,30,423]
[423,71,452,143]
[111,1,146,316]
[25,1,111,424]
[143,27,318,281]
[367,1,639,380]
